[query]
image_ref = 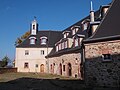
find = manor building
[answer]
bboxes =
[15,0,120,87]
[15,19,62,73]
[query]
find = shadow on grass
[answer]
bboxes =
[0,77,86,90]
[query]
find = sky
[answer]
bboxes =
[0,0,112,61]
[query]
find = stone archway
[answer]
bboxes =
[59,63,62,75]
[67,63,72,76]
[40,64,44,73]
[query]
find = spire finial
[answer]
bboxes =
[34,16,37,21]
[90,1,93,11]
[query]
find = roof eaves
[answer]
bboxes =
[83,35,120,44]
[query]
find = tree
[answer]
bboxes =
[0,56,10,67]
[15,31,30,46]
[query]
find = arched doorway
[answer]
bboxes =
[59,63,62,75]
[40,64,44,73]
[67,63,72,76]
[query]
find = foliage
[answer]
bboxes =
[15,31,30,46]
[0,56,10,67]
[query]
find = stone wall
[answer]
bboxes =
[84,40,120,87]
[48,52,83,79]
[0,68,17,73]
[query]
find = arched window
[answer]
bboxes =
[40,36,47,45]
[29,37,36,44]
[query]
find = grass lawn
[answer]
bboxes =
[0,72,76,82]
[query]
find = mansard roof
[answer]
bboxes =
[16,30,62,48]
[62,10,100,39]
[47,10,100,57]
[84,0,120,43]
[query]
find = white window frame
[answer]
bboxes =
[29,37,36,44]
[75,38,79,47]
[25,50,29,55]
[72,29,76,35]
[64,41,67,49]
[24,62,29,68]
[30,38,35,44]
[83,23,88,30]
[40,36,47,45]
[62,42,64,49]
[58,43,61,50]
[56,45,58,52]
[41,50,45,55]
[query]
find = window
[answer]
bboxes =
[40,36,47,45]
[24,62,29,68]
[75,38,79,47]
[41,50,44,55]
[63,65,65,71]
[33,25,35,30]
[64,41,67,49]
[63,31,70,38]
[102,54,112,61]
[29,37,36,44]
[62,42,64,49]
[72,29,76,35]
[56,45,58,52]
[25,50,29,55]
[83,23,88,30]
[30,38,35,44]
[35,64,38,68]
[75,58,78,64]
[41,38,47,45]
[58,43,61,50]
[64,33,67,38]
[75,28,79,32]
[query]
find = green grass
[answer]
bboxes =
[0,72,76,82]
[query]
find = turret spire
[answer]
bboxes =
[90,1,93,11]
[90,1,95,22]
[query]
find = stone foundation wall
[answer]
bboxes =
[85,40,120,87]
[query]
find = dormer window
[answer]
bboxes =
[73,34,85,47]
[62,31,70,38]
[29,37,36,44]
[82,20,89,31]
[100,5,110,19]
[40,36,47,45]
[83,23,88,30]
[71,26,80,35]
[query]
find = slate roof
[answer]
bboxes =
[62,10,100,39]
[47,46,81,58]
[47,10,101,57]
[84,0,120,43]
[16,30,63,48]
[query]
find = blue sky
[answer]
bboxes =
[0,0,112,61]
